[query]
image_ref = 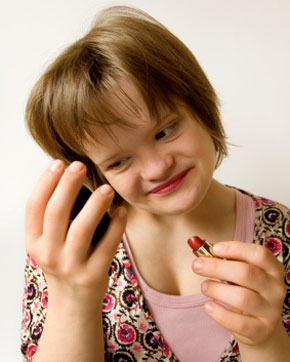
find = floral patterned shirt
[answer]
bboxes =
[21,190,290,361]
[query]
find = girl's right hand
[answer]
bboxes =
[25,159,127,305]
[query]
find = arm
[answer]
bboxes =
[32,295,105,362]
[192,241,290,362]
[22,160,126,362]
[21,255,106,362]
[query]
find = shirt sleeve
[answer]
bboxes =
[20,255,48,361]
[254,196,290,336]
[282,209,290,335]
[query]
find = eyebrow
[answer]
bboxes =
[152,111,173,129]
[97,111,177,167]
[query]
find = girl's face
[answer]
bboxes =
[85,80,216,217]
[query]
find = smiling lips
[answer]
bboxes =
[149,169,191,195]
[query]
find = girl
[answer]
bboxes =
[21,5,290,362]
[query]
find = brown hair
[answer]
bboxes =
[25,5,228,208]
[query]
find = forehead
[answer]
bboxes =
[85,77,176,143]
[105,77,171,124]
[84,80,181,163]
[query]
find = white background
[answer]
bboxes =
[0,0,289,359]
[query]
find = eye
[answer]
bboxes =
[155,123,177,141]
[107,157,130,171]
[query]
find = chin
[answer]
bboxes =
[171,188,207,214]
[151,196,202,216]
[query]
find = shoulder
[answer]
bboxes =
[231,186,290,261]
[241,187,290,234]
[232,188,290,335]
[234,187,289,212]
[233,186,290,228]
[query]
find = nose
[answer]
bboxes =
[140,151,174,181]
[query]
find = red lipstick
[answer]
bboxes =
[149,169,190,194]
[187,236,214,257]
[188,236,231,284]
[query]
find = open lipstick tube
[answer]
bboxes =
[187,236,214,257]
[188,236,230,284]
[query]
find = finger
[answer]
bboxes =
[66,184,115,259]
[201,280,267,317]
[42,161,87,242]
[213,241,283,275]
[192,257,268,294]
[88,206,127,274]
[25,160,65,244]
[203,300,264,344]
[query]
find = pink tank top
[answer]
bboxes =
[123,189,256,362]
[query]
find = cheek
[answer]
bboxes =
[201,136,216,163]
[106,174,139,201]
[185,133,216,175]
[181,131,215,160]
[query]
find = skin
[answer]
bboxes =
[25,79,289,361]
[194,243,289,361]
[85,81,217,220]
[25,161,127,362]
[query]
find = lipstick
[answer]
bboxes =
[187,236,213,257]
[149,169,190,195]
[188,236,231,284]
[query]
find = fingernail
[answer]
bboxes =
[213,243,225,254]
[50,159,63,172]
[99,184,113,195]
[193,258,204,271]
[204,302,214,314]
[201,281,208,292]
[69,161,84,173]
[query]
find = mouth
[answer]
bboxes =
[149,168,192,195]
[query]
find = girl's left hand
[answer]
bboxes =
[192,241,287,346]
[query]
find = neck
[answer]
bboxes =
[125,179,236,244]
